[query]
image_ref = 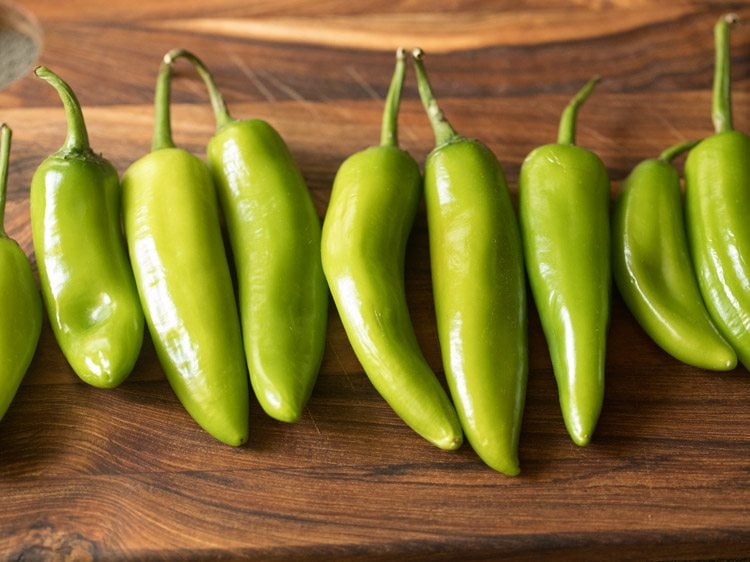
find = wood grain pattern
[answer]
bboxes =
[153,7,693,52]
[1,1,750,560]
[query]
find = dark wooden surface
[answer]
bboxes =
[1,1,750,560]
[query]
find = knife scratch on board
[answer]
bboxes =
[306,409,322,435]
[257,68,323,121]
[329,338,366,408]
[227,51,277,103]
[345,65,380,101]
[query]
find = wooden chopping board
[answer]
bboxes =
[0,1,749,559]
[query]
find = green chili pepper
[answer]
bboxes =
[684,14,750,370]
[321,49,462,451]
[613,141,737,371]
[30,67,144,388]
[121,53,249,445]
[411,49,527,475]
[162,49,328,423]
[0,124,42,423]
[518,78,611,446]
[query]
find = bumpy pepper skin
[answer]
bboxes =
[0,125,43,423]
[322,50,462,451]
[30,67,144,388]
[164,49,328,423]
[121,56,249,445]
[518,78,610,446]
[413,50,527,475]
[613,149,736,371]
[683,15,750,370]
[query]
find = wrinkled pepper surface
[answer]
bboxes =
[31,66,144,388]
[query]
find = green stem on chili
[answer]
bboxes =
[152,55,177,151]
[0,124,10,237]
[380,48,406,148]
[159,48,329,424]
[164,48,233,130]
[658,139,698,163]
[683,13,750,370]
[31,66,145,389]
[35,66,91,154]
[411,48,459,146]
[321,48,463,450]
[0,118,43,425]
[712,13,738,134]
[557,77,600,146]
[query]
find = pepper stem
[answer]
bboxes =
[164,49,233,131]
[411,48,459,147]
[380,48,407,147]
[557,77,600,146]
[657,139,698,163]
[35,66,91,154]
[0,124,10,237]
[712,14,738,134]
[152,53,177,151]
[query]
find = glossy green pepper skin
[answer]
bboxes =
[122,55,249,445]
[613,142,736,371]
[165,50,328,423]
[684,15,750,370]
[0,125,43,422]
[30,67,144,388]
[519,78,610,446]
[322,50,462,451]
[412,50,527,475]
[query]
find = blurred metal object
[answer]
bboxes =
[0,1,41,90]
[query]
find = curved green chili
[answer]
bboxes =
[613,140,736,370]
[412,49,527,475]
[518,78,611,446]
[163,49,328,423]
[30,66,144,388]
[321,49,462,451]
[121,53,249,445]
[685,14,750,370]
[0,124,43,423]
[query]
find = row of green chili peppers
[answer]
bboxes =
[0,14,748,476]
